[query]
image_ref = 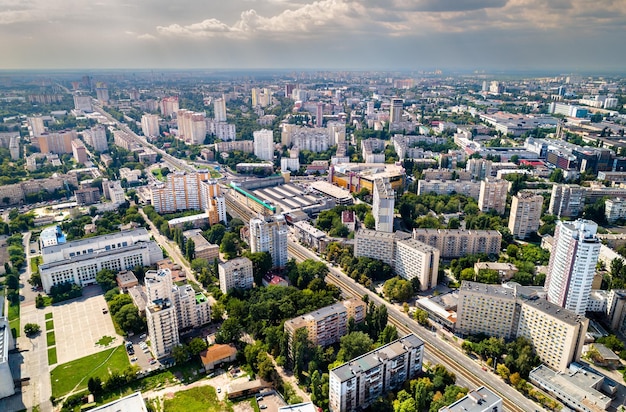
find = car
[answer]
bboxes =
[130,357,137,362]
[217,387,221,393]
[149,359,157,365]
[102,308,108,314]
[30,249,35,253]
[256,396,264,401]
[140,333,147,339]
[259,405,267,409]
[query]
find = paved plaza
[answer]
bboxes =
[49,286,121,365]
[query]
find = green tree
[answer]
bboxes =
[109,293,133,314]
[337,331,373,363]
[95,269,117,292]
[188,337,208,356]
[185,238,195,261]
[24,323,41,336]
[113,304,145,333]
[172,344,190,364]
[364,213,375,229]
[383,277,414,302]
[220,232,239,259]
[245,251,273,285]
[87,376,103,395]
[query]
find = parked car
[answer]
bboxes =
[260,405,267,409]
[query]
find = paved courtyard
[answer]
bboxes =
[48,286,122,365]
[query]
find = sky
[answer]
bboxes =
[1,0,625,72]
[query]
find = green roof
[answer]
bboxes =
[229,183,276,212]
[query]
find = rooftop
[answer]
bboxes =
[88,392,148,412]
[439,386,502,412]
[41,228,149,256]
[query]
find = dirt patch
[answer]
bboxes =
[234,400,255,412]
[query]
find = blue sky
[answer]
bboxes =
[1,0,624,71]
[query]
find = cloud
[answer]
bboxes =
[137,33,157,40]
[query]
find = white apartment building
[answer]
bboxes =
[389,98,404,124]
[40,229,163,293]
[218,257,254,294]
[145,269,180,358]
[102,179,126,205]
[546,220,600,315]
[372,177,395,233]
[28,116,46,137]
[214,97,227,122]
[141,114,160,139]
[73,94,92,112]
[456,282,519,339]
[249,215,288,268]
[207,120,236,141]
[281,157,300,172]
[254,129,274,161]
[466,158,493,180]
[172,283,211,330]
[160,96,179,118]
[354,229,410,267]
[329,334,424,412]
[478,178,509,215]
[605,198,626,223]
[284,299,366,357]
[549,184,586,217]
[508,191,543,239]
[83,125,108,152]
[394,239,440,291]
[176,110,207,145]
[0,317,15,399]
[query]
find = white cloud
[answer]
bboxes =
[137,33,157,40]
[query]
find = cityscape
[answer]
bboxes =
[0,3,626,412]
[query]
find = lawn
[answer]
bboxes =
[50,345,130,398]
[163,386,231,412]
[46,319,54,330]
[48,347,57,365]
[96,336,114,346]
[8,297,19,338]
[46,331,56,347]
[45,312,53,320]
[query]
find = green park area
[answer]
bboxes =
[51,345,130,398]
[163,386,231,412]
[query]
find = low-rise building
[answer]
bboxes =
[439,386,502,412]
[200,344,238,371]
[88,392,148,412]
[473,262,518,281]
[116,270,139,291]
[605,198,626,223]
[329,334,424,412]
[183,229,219,261]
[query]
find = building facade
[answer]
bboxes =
[394,239,440,291]
[145,269,180,358]
[545,220,600,315]
[372,177,395,233]
[478,178,509,215]
[549,184,586,218]
[249,215,288,268]
[417,180,482,200]
[83,125,108,152]
[141,114,160,139]
[176,110,207,145]
[218,257,254,294]
[329,334,424,412]
[253,129,275,161]
[412,228,502,259]
[508,191,543,239]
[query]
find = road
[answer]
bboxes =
[286,241,539,412]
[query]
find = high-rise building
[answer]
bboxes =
[466,158,493,180]
[605,198,626,223]
[37,130,77,154]
[141,114,160,139]
[83,125,108,152]
[73,94,92,112]
[159,96,179,118]
[545,220,600,315]
[71,139,88,164]
[95,84,109,104]
[176,110,207,145]
[316,102,324,127]
[508,191,543,239]
[253,129,274,161]
[28,116,45,137]
[354,229,410,267]
[372,177,395,233]
[329,334,424,412]
[249,215,288,268]
[394,239,440,291]
[214,97,227,122]
[284,299,366,358]
[456,281,588,372]
[478,178,509,215]
[389,98,403,124]
[145,269,180,358]
[251,88,260,107]
[218,257,254,294]
[150,172,226,224]
[549,184,586,218]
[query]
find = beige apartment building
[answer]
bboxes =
[218,257,254,294]
[478,178,509,215]
[508,191,543,239]
[394,239,440,291]
[354,229,410,267]
[284,299,366,357]
[456,282,519,339]
[412,228,502,259]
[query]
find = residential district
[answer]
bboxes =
[1,71,626,412]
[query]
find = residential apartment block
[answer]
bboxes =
[394,239,440,291]
[141,114,160,139]
[284,299,366,357]
[354,229,410,267]
[215,140,254,154]
[183,229,219,262]
[150,172,226,224]
[83,125,108,152]
[508,191,543,239]
[546,220,600,316]
[372,177,395,233]
[254,129,274,161]
[548,184,586,217]
[605,198,626,223]
[176,109,207,145]
[329,334,424,412]
[456,281,588,372]
[36,130,77,154]
[218,257,254,294]
[249,215,288,268]
[466,158,493,180]
[478,178,509,215]
[417,180,481,200]
[39,229,163,293]
[412,228,502,259]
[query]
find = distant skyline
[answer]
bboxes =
[1,0,625,72]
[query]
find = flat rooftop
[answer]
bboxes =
[439,386,501,412]
[88,392,148,412]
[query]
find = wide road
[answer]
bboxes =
[287,241,540,412]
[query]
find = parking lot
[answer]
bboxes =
[255,391,287,412]
[50,286,121,364]
[125,334,161,372]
